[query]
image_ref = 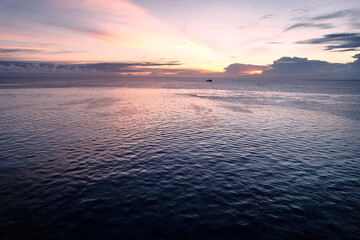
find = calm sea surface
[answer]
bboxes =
[0,78,359,239]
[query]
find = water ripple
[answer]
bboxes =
[0,86,359,239]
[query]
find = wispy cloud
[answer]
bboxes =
[285,23,332,32]
[287,7,360,44]
[284,8,360,32]
[259,14,273,20]
[0,48,43,53]
[309,8,360,29]
[0,48,77,57]
[43,21,113,40]
[311,9,360,21]
[297,33,360,51]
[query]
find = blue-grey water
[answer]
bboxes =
[0,77,359,239]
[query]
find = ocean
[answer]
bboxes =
[0,77,359,239]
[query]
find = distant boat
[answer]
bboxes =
[206,79,213,82]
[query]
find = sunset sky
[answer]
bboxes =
[0,0,359,78]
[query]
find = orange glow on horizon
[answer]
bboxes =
[118,72,152,76]
[247,70,264,75]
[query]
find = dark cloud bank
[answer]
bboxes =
[0,54,359,80]
[0,61,181,76]
[261,54,360,79]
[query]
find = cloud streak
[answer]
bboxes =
[0,48,43,53]
[297,33,360,51]
[43,21,113,40]
[285,23,333,31]
[311,9,360,21]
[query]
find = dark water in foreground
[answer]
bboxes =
[0,78,359,239]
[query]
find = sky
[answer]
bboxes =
[0,0,359,78]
